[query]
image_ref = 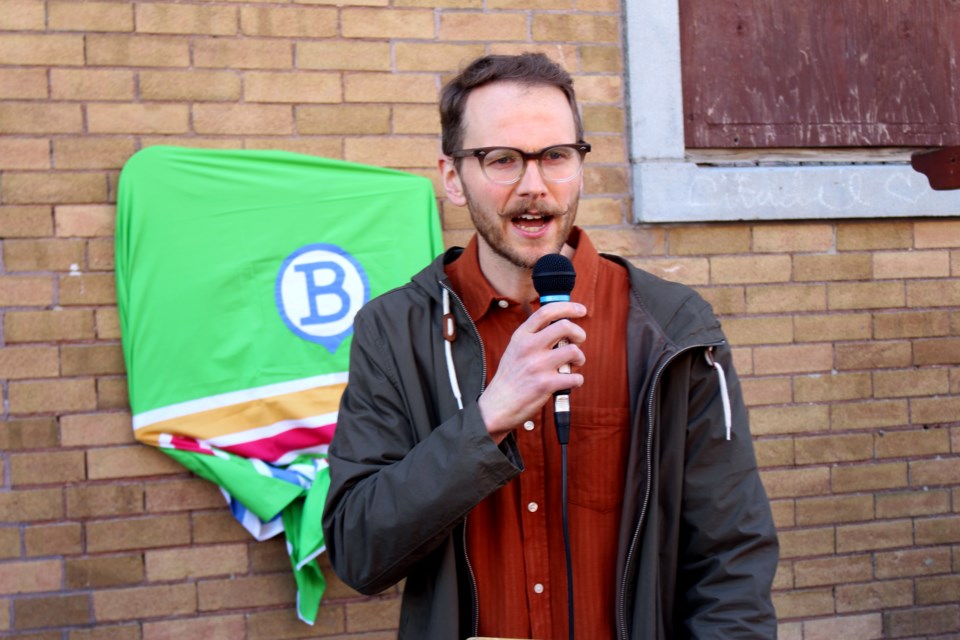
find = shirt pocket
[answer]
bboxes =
[567,406,630,513]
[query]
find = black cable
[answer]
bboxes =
[557,409,574,640]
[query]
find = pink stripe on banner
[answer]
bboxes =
[168,435,215,455]
[217,424,336,463]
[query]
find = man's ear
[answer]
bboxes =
[439,155,467,207]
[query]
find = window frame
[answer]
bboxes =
[624,0,960,223]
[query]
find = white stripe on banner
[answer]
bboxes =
[132,372,349,430]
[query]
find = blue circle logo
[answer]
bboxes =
[275,244,369,352]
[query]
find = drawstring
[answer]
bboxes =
[705,348,732,441]
[442,288,464,410]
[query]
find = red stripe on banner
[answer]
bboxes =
[168,435,215,455]
[216,424,335,463]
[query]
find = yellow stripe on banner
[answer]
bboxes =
[134,383,346,443]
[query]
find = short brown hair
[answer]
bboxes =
[439,53,584,156]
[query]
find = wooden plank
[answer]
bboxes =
[680,0,960,148]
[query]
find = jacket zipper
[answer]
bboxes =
[616,341,723,640]
[440,281,486,639]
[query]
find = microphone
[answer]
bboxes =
[532,253,576,445]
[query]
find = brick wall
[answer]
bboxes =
[1,1,957,638]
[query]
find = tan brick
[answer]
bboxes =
[249,538,290,573]
[885,604,960,637]
[87,34,190,67]
[60,412,132,447]
[342,7,435,37]
[489,0,569,7]
[66,483,144,519]
[146,543,248,581]
[741,377,792,406]
[754,344,833,375]
[192,511,251,544]
[751,223,832,253]
[760,467,831,499]
[4,309,95,343]
[916,220,960,248]
[746,284,826,313]
[804,614,883,640]
[0,139,49,170]
[837,519,913,553]
[795,432,873,464]
[198,574,295,611]
[54,205,116,237]
[60,344,126,376]
[297,40,391,71]
[25,522,82,556]
[243,137,342,158]
[87,514,191,553]
[347,597,403,632]
[54,139,135,171]
[8,379,97,414]
[96,308,121,340]
[0,488,63,521]
[773,588,835,618]
[139,70,240,102]
[914,338,960,366]
[65,554,143,590]
[69,623,142,640]
[877,547,953,579]
[836,578,913,612]
[0,527,20,560]
[87,445,183,480]
[0,34,85,65]
[395,42,485,72]
[795,372,871,403]
[13,593,90,629]
[0,417,57,450]
[582,105,624,133]
[393,104,441,135]
[0,0,45,29]
[874,249,950,279]
[585,134,627,164]
[143,615,247,640]
[49,1,133,31]
[574,74,623,104]
[0,206,53,238]
[0,103,82,134]
[793,253,872,282]
[794,555,873,588]
[345,136,439,168]
[907,279,960,307]
[50,68,134,101]
[695,286,745,314]
[0,68,47,99]
[578,197,628,226]
[877,489,951,519]
[4,172,108,205]
[828,281,905,310]
[244,71,340,103]
[875,309,951,339]
[769,499,796,530]
[831,399,908,430]
[916,574,960,605]
[911,457,960,488]
[136,3,236,35]
[877,427,950,458]
[10,450,86,486]
[199,39,292,70]
[247,607,345,640]
[795,313,871,342]
[97,377,130,410]
[145,478,224,512]
[749,404,829,437]
[440,11,531,40]
[0,275,53,307]
[88,237,114,271]
[59,273,117,305]
[832,461,907,493]
[631,257,709,286]
[4,238,85,272]
[87,104,188,135]
[240,6,336,37]
[837,220,912,250]
[586,226,663,258]
[344,73,438,104]
[0,559,60,594]
[873,369,950,398]
[669,225,750,256]
[193,104,292,135]
[94,584,196,622]
[796,494,874,526]
[532,13,619,42]
[0,346,59,379]
[835,340,911,370]
[583,165,629,195]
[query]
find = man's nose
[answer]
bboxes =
[516,158,548,196]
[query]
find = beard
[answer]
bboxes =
[463,185,579,271]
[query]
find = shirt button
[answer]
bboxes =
[497,299,509,308]
[533,583,544,594]
[523,420,535,431]
[527,502,538,513]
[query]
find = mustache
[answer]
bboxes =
[503,201,567,217]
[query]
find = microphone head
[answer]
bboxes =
[533,253,576,300]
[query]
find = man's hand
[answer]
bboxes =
[477,301,587,442]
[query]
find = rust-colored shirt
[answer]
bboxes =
[445,228,631,640]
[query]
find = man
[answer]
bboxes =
[323,53,779,639]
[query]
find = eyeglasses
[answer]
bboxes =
[450,142,591,185]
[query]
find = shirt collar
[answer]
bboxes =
[444,226,602,322]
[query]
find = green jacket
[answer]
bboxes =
[323,245,779,639]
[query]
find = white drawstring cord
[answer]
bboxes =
[442,288,464,410]
[705,348,732,440]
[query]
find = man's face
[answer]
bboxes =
[442,81,582,272]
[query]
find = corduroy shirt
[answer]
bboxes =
[445,227,631,639]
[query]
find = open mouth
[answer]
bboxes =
[512,213,553,233]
